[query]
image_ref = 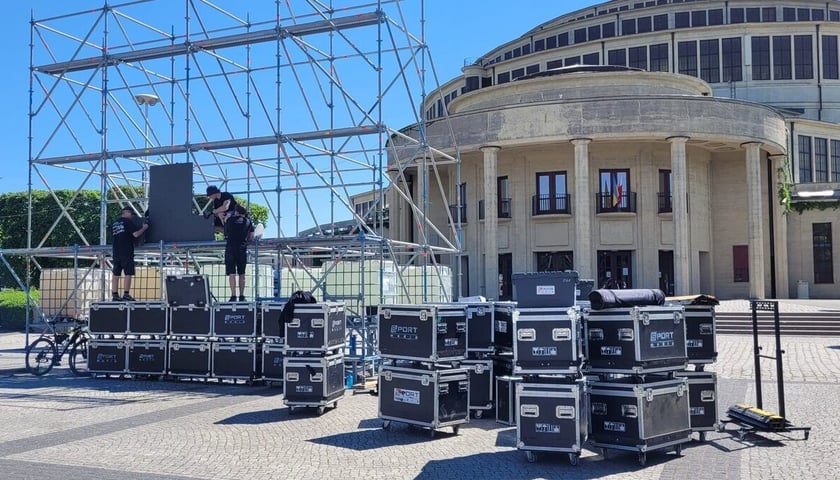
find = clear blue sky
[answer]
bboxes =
[0,1,591,234]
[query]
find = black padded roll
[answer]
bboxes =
[588,288,666,310]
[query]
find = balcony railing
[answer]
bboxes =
[658,192,672,213]
[596,191,637,213]
[478,198,512,220]
[448,204,467,223]
[532,194,571,215]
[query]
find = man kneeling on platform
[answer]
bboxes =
[225,205,255,302]
[111,206,150,301]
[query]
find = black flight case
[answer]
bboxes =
[674,370,719,440]
[516,378,588,465]
[283,352,345,415]
[376,304,467,363]
[513,307,583,375]
[284,302,346,354]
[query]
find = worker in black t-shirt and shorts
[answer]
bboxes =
[224,205,255,302]
[111,206,150,301]
[206,185,237,232]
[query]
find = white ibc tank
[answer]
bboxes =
[398,265,453,304]
[278,266,322,298]
[322,260,398,306]
[131,266,188,301]
[40,268,110,317]
[203,263,273,300]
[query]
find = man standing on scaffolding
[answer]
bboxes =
[206,185,237,232]
[224,205,255,302]
[111,206,149,302]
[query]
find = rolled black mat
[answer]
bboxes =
[588,288,666,310]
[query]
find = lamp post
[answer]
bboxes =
[134,93,160,202]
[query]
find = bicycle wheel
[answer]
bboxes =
[26,338,57,376]
[68,335,90,376]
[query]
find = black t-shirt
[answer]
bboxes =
[213,192,237,214]
[112,217,140,258]
[224,215,254,251]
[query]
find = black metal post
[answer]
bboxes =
[751,300,763,409]
[772,301,786,419]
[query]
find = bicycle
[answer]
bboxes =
[25,316,91,376]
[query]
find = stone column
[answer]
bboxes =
[572,139,593,279]
[744,142,766,298]
[770,154,790,299]
[669,136,691,295]
[481,146,500,299]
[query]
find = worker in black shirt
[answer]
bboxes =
[224,205,255,302]
[206,185,237,231]
[111,206,150,301]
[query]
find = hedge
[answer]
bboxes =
[0,289,40,331]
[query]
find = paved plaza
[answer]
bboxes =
[1,302,839,479]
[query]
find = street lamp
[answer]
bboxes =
[135,93,160,202]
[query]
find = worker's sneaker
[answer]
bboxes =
[122,294,136,302]
[238,296,246,302]
[229,296,237,302]
[112,294,122,302]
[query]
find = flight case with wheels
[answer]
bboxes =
[284,302,346,353]
[127,340,167,375]
[674,370,719,440]
[167,341,211,377]
[283,353,345,414]
[463,358,493,418]
[88,339,128,374]
[377,304,467,362]
[516,378,588,465]
[212,342,257,380]
[585,306,687,375]
[493,302,517,352]
[588,375,691,466]
[378,364,470,437]
[89,302,129,335]
[513,307,583,375]
[128,302,168,335]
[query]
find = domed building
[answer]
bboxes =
[388,0,840,300]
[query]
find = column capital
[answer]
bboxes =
[479,145,501,153]
[570,138,592,146]
[667,135,690,144]
[740,141,763,150]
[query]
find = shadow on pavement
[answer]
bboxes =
[309,421,444,451]
[215,408,289,424]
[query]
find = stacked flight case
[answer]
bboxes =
[584,296,692,466]
[668,295,721,441]
[511,271,588,465]
[377,303,470,437]
[166,275,214,379]
[462,302,495,419]
[283,302,346,415]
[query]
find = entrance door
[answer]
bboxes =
[498,253,513,301]
[597,250,633,289]
[658,250,675,296]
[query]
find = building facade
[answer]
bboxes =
[388,0,840,300]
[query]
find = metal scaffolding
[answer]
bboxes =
[15,0,463,322]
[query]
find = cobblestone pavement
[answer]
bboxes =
[0,333,838,479]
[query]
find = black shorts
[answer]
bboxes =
[225,249,247,275]
[112,257,136,276]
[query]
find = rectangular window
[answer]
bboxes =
[733,245,749,282]
[565,56,581,66]
[700,39,721,83]
[598,169,632,212]
[773,35,792,80]
[654,14,668,31]
[534,172,569,215]
[762,7,777,22]
[504,51,513,60]
[629,46,647,70]
[799,135,813,183]
[523,44,531,55]
[722,37,743,82]
[794,35,814,80]
[692,10,707,27]
[622,18,637,35]
[731,8,745,24]
[453,183,467,223]
[534,38,545,52]
[832,10,840,22]
[815,137,829,182]
[638,16,652,33]
[546,35,558,49]
[603,22,616,38]
[511,68,525,80]
[709,8,724,25]
[536,251,574,272]
[574,28,587,43]
[497,72,510,84]
[832,140,840,182]
[678,40,698,76]
[558,32,569,47]
[783,8,796,21]
[813,9,825,21]
[513,47,522,58]
[547,59,563,70]
[583,52,600,65]
[650,43,669,72]
[498,176,511,218]
[813,223,834,284]
[588,25,602,41]
[526,64,540,75]
[658,169,672,213]
[797,8,810,21]
[609,49,627,66]
[746,7,761,23]
[675,12,690,28]
[752,36,771,80]
[823,35,839,80]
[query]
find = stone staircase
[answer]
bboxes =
[715,311,840,336]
